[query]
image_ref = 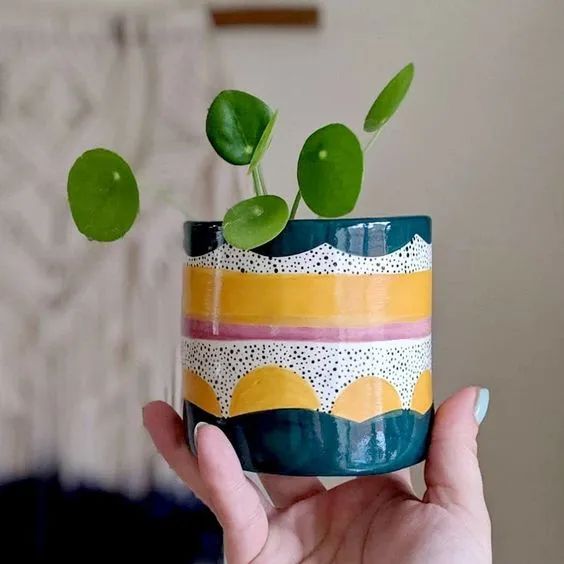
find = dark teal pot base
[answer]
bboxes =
[184,402,433,476]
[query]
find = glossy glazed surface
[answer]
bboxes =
[182,216,432,475]
[184,215,431,256]
[185,402,433,476]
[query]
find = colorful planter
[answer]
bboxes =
[182,216,433,476]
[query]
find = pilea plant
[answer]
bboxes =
[67,63,414,249]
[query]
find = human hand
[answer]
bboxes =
[143,386,491,564]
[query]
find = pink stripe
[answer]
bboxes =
[183,318,431,342]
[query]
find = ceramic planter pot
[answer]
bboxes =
[182,216,432,476]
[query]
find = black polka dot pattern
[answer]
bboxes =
[182,337,432,417]
[186,236,431,275]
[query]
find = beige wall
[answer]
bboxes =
[214,2,564,562]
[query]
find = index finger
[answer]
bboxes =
[143,401,212,507]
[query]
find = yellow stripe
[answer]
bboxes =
[410,370,433,414]
[184,370,221,416]
[230,366,320,417]
[183,267,431,327]
[332,377,402,422]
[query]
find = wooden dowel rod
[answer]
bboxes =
[210,6,319,28]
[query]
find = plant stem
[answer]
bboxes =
[251,168,263,196]
[363,129,382,153]
[289,190,302,220]
[257,164,268,195]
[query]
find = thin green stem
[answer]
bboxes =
[363,129,382,153]
[251,168,263,196]
[257,164,268,195]
[289,191,302,220]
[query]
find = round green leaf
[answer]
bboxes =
[297,123,363,218]
[364,63,414,132]
[206,90,273,165]
[248,109,278,173]
[223,195,289,250]
[67,148,139,242]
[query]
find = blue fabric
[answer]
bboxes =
[0,476,222,563]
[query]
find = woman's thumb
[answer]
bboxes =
[424,386,490,517]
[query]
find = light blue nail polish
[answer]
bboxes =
[474,388,490,425]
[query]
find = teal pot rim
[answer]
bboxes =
[184,214,432,257]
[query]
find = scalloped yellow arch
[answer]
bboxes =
[230,366,320,417]
[183,370,221,417]
[332,377,402,422]
[411,370,432,414]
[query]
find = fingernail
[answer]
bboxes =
[141,405,149,426]
[194,422,208,450]
[474,388,490,425]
